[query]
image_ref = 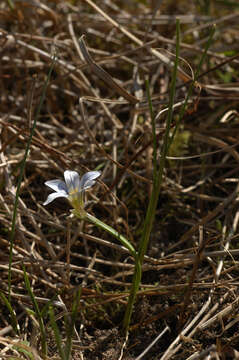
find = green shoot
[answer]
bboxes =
[8,56,56,302]
[0,291,19,334]
[23,265,47,357]
[49,305,66,360]
[123,19,181,332]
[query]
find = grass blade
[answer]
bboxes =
[0,291,19,334]
[49,305,66,360]
[23,265,47,357]
[81,211,136,258]
[169,24,216,148]
[123,19,181,332]
[64,288,82,359]
[8,56,56,302]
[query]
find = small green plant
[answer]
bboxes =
[42,20,180,335]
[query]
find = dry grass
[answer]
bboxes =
[1,0,239,359]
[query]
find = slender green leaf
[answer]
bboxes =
[123,19,181,332]
[23,265,47,357]
[49,305,66,360]
[0,291,19,334]
[82,211,136,258]
[169,25,216,149]
[65,288,82,359]
[8,55,56,303]
[6,0,14,10]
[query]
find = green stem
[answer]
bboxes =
[73,210,136,258]
[8,56,56,301]
[169,24,216,149]
[6,0,14,10]
[121,254,141,331]
[123,19,180,332]
[73,209,139,332]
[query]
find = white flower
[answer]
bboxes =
[43,170,101,210]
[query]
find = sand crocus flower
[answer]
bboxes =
[43,170,101,213]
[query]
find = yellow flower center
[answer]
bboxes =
[68,187,84,210]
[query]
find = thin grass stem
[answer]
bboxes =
[169,24,216,148]
[74,210,136,258]
[8,57,56,302]
[122,20,181,332]
[6,0,14,10]
[23,265,47,357]
[49,305,66,360]
[65,288,82,359]
[0,291,19,334]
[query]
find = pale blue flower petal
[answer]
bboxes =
[43,191,68,205]
[80,171,101,190]
[45,179,68,193]
[64,171,80,192]
[44,169,101,208]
